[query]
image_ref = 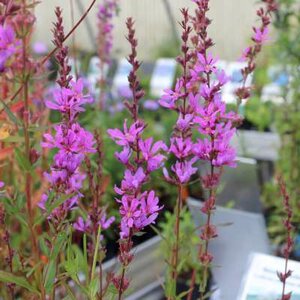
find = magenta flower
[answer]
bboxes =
[125,167,146,190]
[159,79,185,109]
[74,213,115,233]
[120,196,141,228]
[171,158,198,184]
[41,80,95,219]
[107,120,145,147]
[195,52,217,73]
[0,24,20,71]
[115,167,146,195]
[164,157,198,184]
[108,18,163,254]
[45,79,93,121]
[253,27,269,44]
[139,190,162,226]
[97,0,118,65]
[240,47,252,62]
[139,138,167,172]
[193,124,236,168]
[100,214,116,229]
[42,123,95,154]
[115,147,132,165]
[169,137,193,159]
[194,99,225,135]
[200,84,214,100]
[216,70,229,85]
[176,113,194,131]
[74,216,92,233]
[0,181,4,189]
[119,191,162,239]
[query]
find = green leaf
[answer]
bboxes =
[47,193,74,213]
[0,100,21,126]
[107,284,119,295]
[50,232,67,261]
[61,282,77,300]
[44,232,67,293]
[0,270,40,294]
[89,277,99,298]
[177,288,192,299]
[133,231,146,237]
[14,148,32,172]
[26,261,42,279]
[44,260,56,293]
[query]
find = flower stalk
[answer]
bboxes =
[277,176,294,300]
[108,17,165,299]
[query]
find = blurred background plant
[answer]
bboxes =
[262,0,300,253]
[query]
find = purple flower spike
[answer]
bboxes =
[108,18,164,243]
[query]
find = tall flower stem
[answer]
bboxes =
[277,176,294,300]
[108,17,164,299]
[236,0,278,109]
[170,184,183,289]
[117,231,132,300]
[199,163,215,298]
[20,4,45,296]
[162,10,192,299]
[96,1,119,109]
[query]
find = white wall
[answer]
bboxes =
[34,0,259,61]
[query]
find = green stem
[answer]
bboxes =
[91,225,102,282]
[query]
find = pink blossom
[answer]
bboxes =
[115,147,132,165]
[176,113,194,131]
[170,157,198,184]
[45,79,93,120]
[42,123,95,154]
[169,137,193,159]
[253,27,269,44]
[0,24,20,71]
[120,196,141,228]
[139,138,167,172]
[74,213,115,235]
[159,79,185,109]
[195,52,217,73]
[115,167,146,195]
[107,120,144,146]
[139,190,162,226]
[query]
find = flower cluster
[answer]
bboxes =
[39,8,95,223]
[159,3,241,296]
[107,19,165,298]
[0,24,20,72]
[108,123,165,238]
[45,79,94,121]
[192,55,238,169]
[74,213,115,236]
[182,2,238,277]
[40,81,96,219]
[97,0,119,65]
[160,9,198,186]
[237,0,278,104]
[108,18,164,240]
